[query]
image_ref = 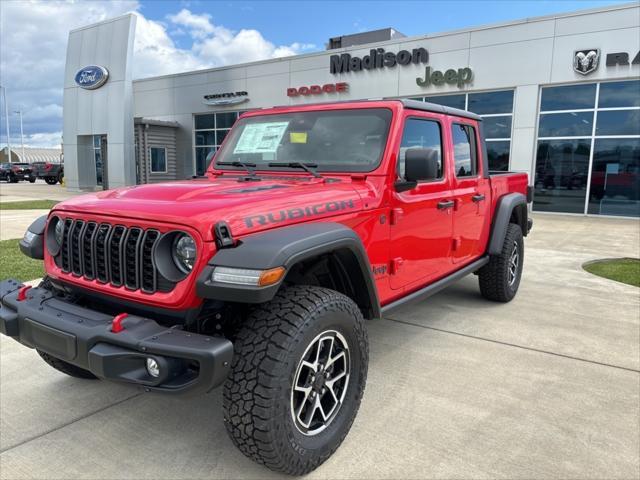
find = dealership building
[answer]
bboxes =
[63,3,639,217]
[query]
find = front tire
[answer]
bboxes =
[478,223,524,302]
[223,285,368,475]
[37,350,98,379]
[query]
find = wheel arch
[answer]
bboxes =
[196,222,381,319]
[487,193,528,256]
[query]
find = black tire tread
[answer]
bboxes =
[478,223,523,302]
[37,350,98,379]
[223,285,368,475]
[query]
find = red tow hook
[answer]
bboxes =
[16,285,32,302]
[111,313,129,333]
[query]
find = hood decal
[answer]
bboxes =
[244,199,357,228]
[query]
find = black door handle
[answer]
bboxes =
[437,200,455,210]
[472,194,486,202]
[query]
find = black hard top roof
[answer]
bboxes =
[266,98,482,121]
[400,99,482,121]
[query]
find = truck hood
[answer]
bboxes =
[53,176,368,241]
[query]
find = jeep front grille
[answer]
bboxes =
[57,219,170,294]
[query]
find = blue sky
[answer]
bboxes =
[140,0,624,50]
[0,0,627,148]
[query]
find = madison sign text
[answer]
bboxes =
[330,47,428,73]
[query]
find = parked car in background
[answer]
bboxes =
[31,162,64,185]
[0,162,36,183]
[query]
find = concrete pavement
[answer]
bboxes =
[0,183,80,241]
[0,182,81,203]
[0,214,639,479]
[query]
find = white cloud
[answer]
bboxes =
[0,2,316,147]
[24,132,63,149]
[167,9,214,39]
[131,13,207,78]
[166,8,316,69]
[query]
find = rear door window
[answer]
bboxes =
[452,124,478,177]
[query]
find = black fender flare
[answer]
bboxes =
[196,222,381,319]
[487,193,528,256]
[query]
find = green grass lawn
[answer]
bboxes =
[0,199,59,210]
[583,258,640,287]
[0,239,44,282]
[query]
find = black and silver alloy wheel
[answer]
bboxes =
[291,330,350,436]
[223,285,368,475]
[478,223,524,302]
[508,240,520,287]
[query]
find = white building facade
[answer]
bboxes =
[63,3,640,217]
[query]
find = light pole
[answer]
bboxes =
[0,85,11,161]
[14,110,24,161]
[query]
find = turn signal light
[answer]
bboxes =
[211,266,285,286]
[258,267,286,286]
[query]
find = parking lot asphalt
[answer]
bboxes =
[0,209,639,479]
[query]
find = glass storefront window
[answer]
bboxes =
[587,139,640,217]
[533,139,591,213]
[535,80,639,216]
[487,141,510,171]
[195,147,215,176]
[483,116,512,139]
[598,80,640,108]
[194,111,241,175]
[538,112,594,137]
[424,94,466,110]
[468,90,514,115]
[540,84,596,111]
[595,110,640,136]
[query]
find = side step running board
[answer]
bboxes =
[381,256,489,316]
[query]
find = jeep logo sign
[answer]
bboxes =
[416,66,473,88]
[74,65,109,90]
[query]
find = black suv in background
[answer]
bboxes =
[0,163,36,183]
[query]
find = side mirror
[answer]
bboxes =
[405,148,439,182]
[395,148,440,192]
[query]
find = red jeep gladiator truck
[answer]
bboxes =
[1,99,532,475]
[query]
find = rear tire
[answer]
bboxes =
[223,285,368,475]
[478,223,524,302]
[37,350,98,379]
[29,177,36,183]
[45,177,57,185]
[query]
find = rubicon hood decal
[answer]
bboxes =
[244,199,357,228]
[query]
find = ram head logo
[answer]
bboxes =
[573,49,600,75]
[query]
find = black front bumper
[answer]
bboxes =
[0,280,233,396]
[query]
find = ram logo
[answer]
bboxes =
[573,49,600,75]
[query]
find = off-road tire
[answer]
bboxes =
[45,177,57,185]
[478,223,524,302]
[37,349,98,379]
[223,285,368,475]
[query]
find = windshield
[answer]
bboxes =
[213,108,392,173]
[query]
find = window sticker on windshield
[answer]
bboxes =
[289,132,307,144]
[234,122,289,154]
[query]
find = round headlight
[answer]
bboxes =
[172,234,196,273]
[54,219,65,245]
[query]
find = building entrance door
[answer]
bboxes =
[97,135,108,190]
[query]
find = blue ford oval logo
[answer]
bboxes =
[74,65,109,90]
